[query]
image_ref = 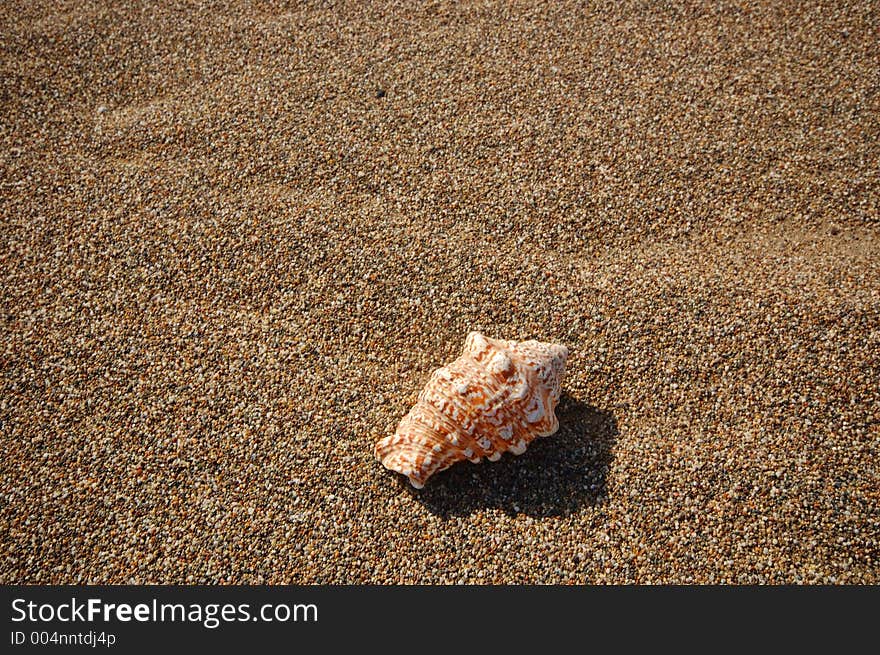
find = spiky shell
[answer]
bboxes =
[374,332,569,488]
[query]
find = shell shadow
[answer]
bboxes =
[409,394,618,518]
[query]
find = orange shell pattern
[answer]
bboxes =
[374,332,569,488]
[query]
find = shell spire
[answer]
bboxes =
[374,332,569,488]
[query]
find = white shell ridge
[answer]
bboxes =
[374,332,568,488]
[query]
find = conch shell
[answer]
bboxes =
[375,332,569,488]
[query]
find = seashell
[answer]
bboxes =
[374,332,569,488]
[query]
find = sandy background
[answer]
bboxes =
[1,1,878,583]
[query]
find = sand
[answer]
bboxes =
[1,1,877,583]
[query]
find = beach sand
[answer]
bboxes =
[1,1,877,583]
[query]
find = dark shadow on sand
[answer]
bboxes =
[409,394,617,518]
